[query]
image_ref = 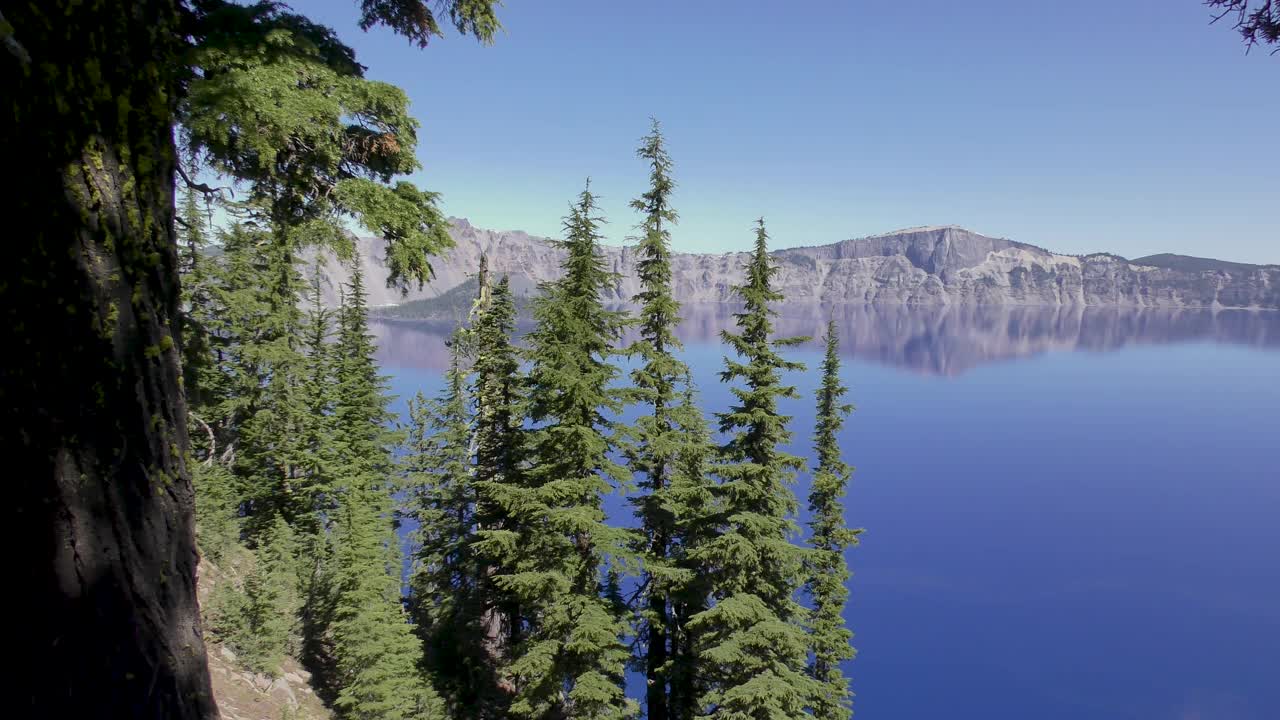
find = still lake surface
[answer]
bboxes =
[375,303,1280,720]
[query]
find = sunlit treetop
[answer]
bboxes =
[179,0,504,290]
[357,0,503,47]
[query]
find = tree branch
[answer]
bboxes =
[176,163,234,198]
[0,11,31,66]
[189,412,217,466]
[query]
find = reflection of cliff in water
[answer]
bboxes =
[373,303,1280,376]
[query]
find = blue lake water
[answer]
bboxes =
[376,303,1280,720]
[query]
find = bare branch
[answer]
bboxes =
[176,163,234,198]
[1206,0,1280,54]
[189,412,217,466]
[0,11,31,66]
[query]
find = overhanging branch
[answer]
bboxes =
[176,164,234,198]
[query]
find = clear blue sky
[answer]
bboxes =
[304,0,1278,263]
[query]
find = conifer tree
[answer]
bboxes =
[408,336,490,715]
[241,513,302,675]
[691,218,820,718]
[180,202,242,561]
[495,186,635,719]
[621,119,690,720]
[178,188,215,408]
[469,272,528,716]
[205,512,299,677]
[296,263,343,684]
[9,3,505,712]
[806,322,861,720]
[235,231,312,534]
[330,265,440,719]
[331,479,440,720]
[664,377,718,720]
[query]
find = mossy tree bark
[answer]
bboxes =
[3,2,217,718]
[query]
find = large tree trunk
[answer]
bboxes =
[646,527,670,720]
[3,2,218,718]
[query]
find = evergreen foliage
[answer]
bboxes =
[691,219,820,719]
[468,272,529,716]
[407,337,489,715]
[8,1,504,714]
[183,0,456,288]
[298,263,341,531]
[178,188,216,406]
[806,322,861,720]
[329,265,441,719]
[169,118,870,720]
[331,480,438,720]
[494,186,636,719]
[233,231,313,535]
[663,378,718,720]
[620,120,692,720]
[207,513,300,676]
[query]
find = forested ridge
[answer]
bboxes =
[183,118,863,719]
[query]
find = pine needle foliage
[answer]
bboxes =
[691,219,820,719]
[183,0,457,288]
[407,335,496,715]
[663,377,718,720]
[329,265,441,720]
[207,513,300,677]
[806,322,862,720]
[467,272,530,717]
[496,185,637,720]
[620,119,694,720]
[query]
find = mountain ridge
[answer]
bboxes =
[309,219,1279,311]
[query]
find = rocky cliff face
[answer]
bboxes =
[313,219,1280,310]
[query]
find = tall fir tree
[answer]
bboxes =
[621,119,690,720]
[296,261,343,689]
[690,218,821,718]
[180,197,241,561]
[204,512,300,677]
[191,223,313,539]
[330,265,441,720]
[469,272,528,716]
[178,187,215,408]
[663,376,718,720]
[407,335,490,716]
[298,262,341,530]
[494,185,636,719]
[241,513,302,676]
[807,322,861,720]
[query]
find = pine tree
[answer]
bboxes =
[178,187,215,408]
[235,231,313,535]
[330,264,441,719]
[180,207,242,561]
[407,336,490,715]
[807,323,862,720]
[621,119,690,720]
[296,261,343,688]
[242,514,302,675]
[690,218,821,718]
[664,377,718,720]
[188,222,311,538]
[469,272,528,716]
[206,513,300,677]
[297,262,342,528]
[495,185,636,719]
[332,481,440,720]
